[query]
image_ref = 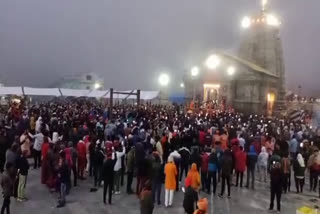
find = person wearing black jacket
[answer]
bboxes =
[179,147,190,182]
[183,177,197,214]
[93,142,105,189]
[151,152,163,205]
[17,150,29,201]
[102,150,117,205]
[269,158,283,213]
[57,151,71,208]
[219,149,233,198]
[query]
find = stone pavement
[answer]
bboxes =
[9,168,319,214]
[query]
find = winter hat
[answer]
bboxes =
[197,198,208,212]
[185,177,192,188]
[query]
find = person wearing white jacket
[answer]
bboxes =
[257,146,269,182]
[114,142,125,194]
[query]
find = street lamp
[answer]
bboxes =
[180,83,185,88]
[241,16,251,28]
[227,66,236,76]
[94,82,101,90]
[191,66,200,77]
[205,55,221,70]
[158,73,170,87]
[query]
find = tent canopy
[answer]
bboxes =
[23,87,61,96]
[0,87,159,100]
[0,87,24,96]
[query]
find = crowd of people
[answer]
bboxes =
[0,100,320,214]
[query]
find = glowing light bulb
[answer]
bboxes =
[241,16,251,28]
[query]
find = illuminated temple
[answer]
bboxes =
[184,0,286,115]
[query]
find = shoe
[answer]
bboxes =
[17,198,23,202]
[115,191,120,195]
[218,194,223,198]
[268,208,273,212]
[157,201,161,205]
[227,195,231,199]
[277,210,280,213]
[57,204,65,208]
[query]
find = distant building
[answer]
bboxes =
[56,72,104,90]
[184,1,285,115]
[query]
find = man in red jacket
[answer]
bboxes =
[77,140,87,179]
[235,146,247,187]
[200,149,210,192]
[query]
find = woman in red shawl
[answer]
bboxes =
[77,140,87,179]
[41,137,50,184]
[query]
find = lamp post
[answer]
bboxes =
[190,66,199,103]
[158,73,170,104]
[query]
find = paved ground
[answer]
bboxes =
[8,168,319,214]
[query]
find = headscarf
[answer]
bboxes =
[167,155,174,163]
[297,153,305,167]
[197,198,208,212]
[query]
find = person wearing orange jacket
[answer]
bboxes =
[187,163,201,205]
[164,156,177,208]
[187,163,201,191]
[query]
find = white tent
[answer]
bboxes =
[0,87,24,95]
[23,87,61,96]
[60,88,90,97]
[86,90,109,98]
[140,91,159,100]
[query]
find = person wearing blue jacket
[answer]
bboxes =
[207,148,219,195]
[246,145,258,189]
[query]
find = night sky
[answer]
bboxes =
[0,0,319,96]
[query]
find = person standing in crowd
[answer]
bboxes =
[67,141,78,187]
[5,143,19,170]
[139,180,154,214]
[164,156,177,208]
[179,147,191,182]
[41,137,50,185]
[57,151,70,208]
[151,152,163,205]
[193,198,208,214]
[183,177,197,214]
[169,149,181,191]
[126,146,136,194]
[29,130,44,169]
[1,162,15,214]
[257,146,269,183]
[200,149,209,192]
[219,148,233,198]
[92,141,105,190]
[294,153,306,193]
[187,163,200,203]
[19,130,31,157]
[16,150,29,202]
[102,146,117,205]
[77,140,87,180]
[246,144,258,189]
[289,135,298,160]
[235,146,246,187]
[0,128,10,173]
[307,147,319,192]
[114,142,125,194]
[281,151,291,193]
[269,153,283,213]
[207,148,218,195]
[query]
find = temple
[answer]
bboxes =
[184,0,286,115]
